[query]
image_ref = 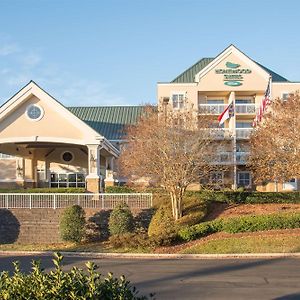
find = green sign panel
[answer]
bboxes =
[215,61,252,86]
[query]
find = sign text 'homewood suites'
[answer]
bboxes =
[215,62,252,86]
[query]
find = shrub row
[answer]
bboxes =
[178,212,300,241]
[196,191,300,204]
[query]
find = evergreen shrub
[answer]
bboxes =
[109,203,134,235]
[0,252,151,299]
[59,205,86,243]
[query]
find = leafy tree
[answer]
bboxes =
[249,93,300,186]
[119,106,222,220]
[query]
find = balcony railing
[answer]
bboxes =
[236,128,252,139]
[199,104,256,115]
[212,152,250,165]
[202,128,231,139]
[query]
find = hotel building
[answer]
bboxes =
[157,45,299,191]
[0,45,298,192]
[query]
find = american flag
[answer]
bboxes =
[252,78,271,127]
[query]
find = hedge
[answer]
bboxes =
[178,212,300,241]
[105,186,135,193]
[196,191,300,204]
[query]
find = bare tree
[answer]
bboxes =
[249,93,300,185]
[119,106,223,220]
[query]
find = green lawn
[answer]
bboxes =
[180,234,300,254]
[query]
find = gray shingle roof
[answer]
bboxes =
[68,106,144,140]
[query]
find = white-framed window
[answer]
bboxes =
[50,172,85,188]
[172,92,185,109]
[210,171,224,184]
[281,92,292,101]
[235,97,254,104]
[26,104,44,121]
[238,171,251,187]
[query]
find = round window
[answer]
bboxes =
[62,151,74,163]
[26,104,44,121]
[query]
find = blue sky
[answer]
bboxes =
[0,0,300,106]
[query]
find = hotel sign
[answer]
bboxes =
[215,62,251,86]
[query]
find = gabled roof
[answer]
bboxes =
[68,106,144,140]
[171,54,289,83]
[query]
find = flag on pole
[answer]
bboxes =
[218,95,235,126]
[253,78,271,127]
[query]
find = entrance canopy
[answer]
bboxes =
[0,81,119,192]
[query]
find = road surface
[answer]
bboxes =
[0,254,300,299]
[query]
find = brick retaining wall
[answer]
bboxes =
[0,208,153,244]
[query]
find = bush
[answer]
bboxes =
[148,205,177,246]
[105,186,135,193]
[109,203,134,235]
[178,213,300,242]
[0,252,151,299]
[109,230,153,250]
[222,213,300,233]
[60,205,86,243]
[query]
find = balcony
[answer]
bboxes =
[202,128,231,140]
[213,152,250,165]
[199,104,256,115]
[236,128,252,139]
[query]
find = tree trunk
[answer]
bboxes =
[169,189,184,220]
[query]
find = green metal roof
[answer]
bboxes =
[68,106,144,140]
[172,58,214,83]
[171,57,289,83]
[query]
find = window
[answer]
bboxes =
[238,171,251,187]
[61,151,74,163]
[206,99,224,104]
[236,122,252,128]
[282,92,291,101]
[26,104,44,121]
[50,172,86,188]
[172,93,185,109]
[235,98,254,104]
[283,178,297,191]
[210,171,224,184]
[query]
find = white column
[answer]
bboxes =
[86,145,101,177]
[15,157,24,181]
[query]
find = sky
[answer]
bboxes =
[0,0,300,107]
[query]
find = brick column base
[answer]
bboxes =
[86,177,101,193]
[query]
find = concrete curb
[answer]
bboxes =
[1,251,300,259]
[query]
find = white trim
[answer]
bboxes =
[26,104,44,122]
[194,45,270,83]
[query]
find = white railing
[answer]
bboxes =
[199,104,225,114]
[0,193,153,210]
[213,152,249,165]
[199,104,256,115]
[235,104,256,114]
[236,128,252,139]
[204,128,231,139]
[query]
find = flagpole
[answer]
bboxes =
[231,91,237,190]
